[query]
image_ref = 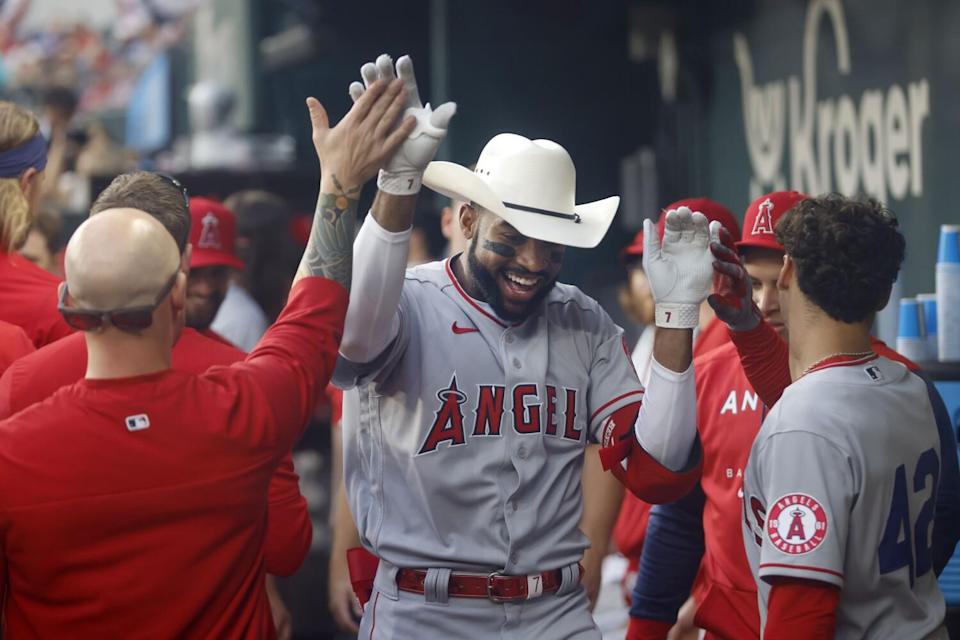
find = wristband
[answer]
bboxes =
[377,170,422,196]
[655,303,699,329]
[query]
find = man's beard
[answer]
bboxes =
[185,296,223,331]
[465,236,557,322]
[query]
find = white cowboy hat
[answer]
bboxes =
[422,133,620,248]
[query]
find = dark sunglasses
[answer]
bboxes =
[156,173,189,214]
[58,270,180,333]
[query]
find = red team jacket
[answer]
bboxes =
[689,341,764,638]
[0,279,345,638]
[0,250,73,348]
[0,326,313,577]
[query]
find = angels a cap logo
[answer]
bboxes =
[198,212,222,250]
[751,198,775,236]
[766,493,827,555]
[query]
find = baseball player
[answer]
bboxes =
[627,192,960,639]
[334,53,716,638]
[0,101,74,347]
[737,195,947,637]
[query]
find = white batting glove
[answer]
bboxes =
[642,207,720,329]
[349,54,456,195]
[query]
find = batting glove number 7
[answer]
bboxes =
[642,207,720,329]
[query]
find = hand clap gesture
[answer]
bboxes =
[306,78,415,199]
[349,53,456,195]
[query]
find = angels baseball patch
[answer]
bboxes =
[766,493,828,555]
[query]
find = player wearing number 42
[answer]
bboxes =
[741,195,954,639]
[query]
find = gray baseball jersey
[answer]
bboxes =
[742,354,947,639]
[334,258,643,574]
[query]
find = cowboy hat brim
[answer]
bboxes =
[423,161,619,249]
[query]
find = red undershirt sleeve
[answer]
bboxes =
[625,617,672,640]
[728,319,791,406]
[598,402,702,503]
[765,578,840,640]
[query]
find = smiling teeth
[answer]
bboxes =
[506,273,536,286]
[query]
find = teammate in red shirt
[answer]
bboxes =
[613,198,740,609]
[0,78,410,638]
[0,101,73,347]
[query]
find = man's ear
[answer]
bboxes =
[776,254,794,292]
[181,243,193,276]
[460,204,480,240]
[169,271,187,313]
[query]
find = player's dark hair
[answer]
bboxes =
[775,194,905,324]
[91,172,190,253]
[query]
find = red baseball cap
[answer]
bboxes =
[738,190,809,252]
[189,197,245,270]
[657,198,740,241]
[621,197,739,263]
[621,229,645,262]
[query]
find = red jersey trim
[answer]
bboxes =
[590,389,645,423]
[443,258,520,329]
[759,562,843,579]
[803,353,879,377]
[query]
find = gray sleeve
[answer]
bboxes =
[754,430,856,588]
[586,317,645,442]
[333,287,413,390]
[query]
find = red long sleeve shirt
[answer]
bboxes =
[0,277,345,638]
[0,250,73,348]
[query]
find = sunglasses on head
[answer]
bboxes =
[156,173,189,214]
[58,270,180,333]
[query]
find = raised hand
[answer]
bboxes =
[707,228,761,331]
[295,79,415,287]
[349,53,456,195]
[306,78,415,197]
[642,206,720,329]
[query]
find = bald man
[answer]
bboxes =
[0,77,412,637]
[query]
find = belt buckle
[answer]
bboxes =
[486,571,508,602]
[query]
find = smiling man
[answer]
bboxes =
[184,197,245,345]
[333,53,717,639]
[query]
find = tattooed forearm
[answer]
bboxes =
[296,185,359,288]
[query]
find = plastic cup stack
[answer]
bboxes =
[897,298,927,362]
[917,294,938,361]
[937,224,960,362]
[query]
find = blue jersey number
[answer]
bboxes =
[878,447,940,586]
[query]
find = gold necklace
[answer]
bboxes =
[799,350,876,379]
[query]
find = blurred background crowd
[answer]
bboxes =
[2,0,959,638]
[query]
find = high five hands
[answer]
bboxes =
[306,79,415,198]
[349,54,456,195]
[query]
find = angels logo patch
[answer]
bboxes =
[766,493,827,555]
